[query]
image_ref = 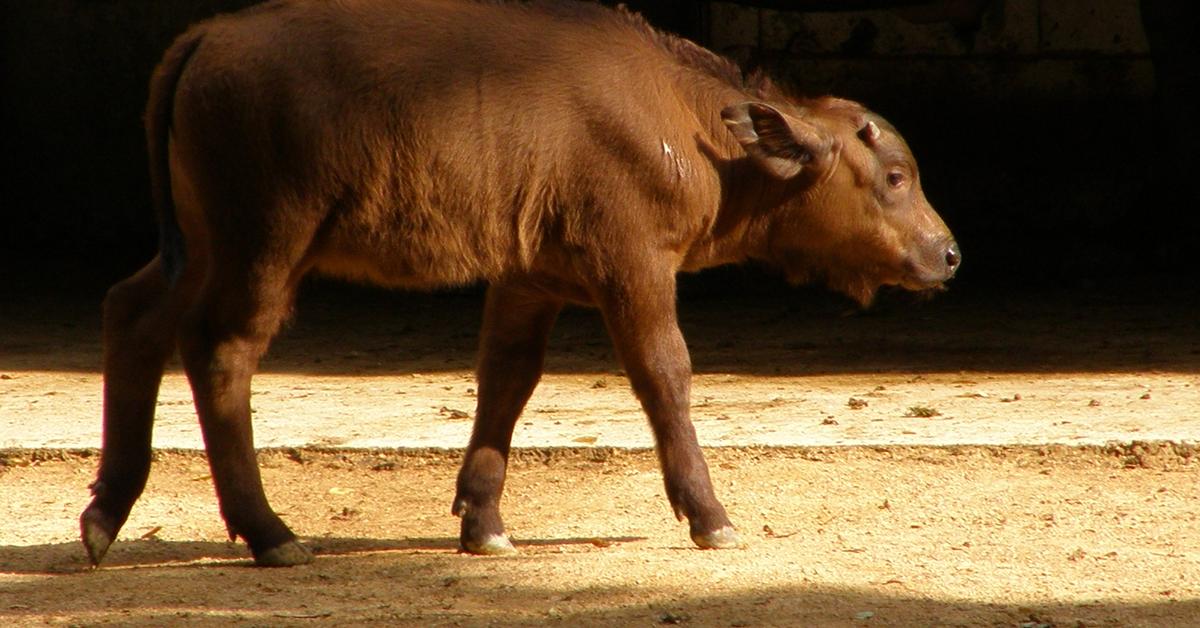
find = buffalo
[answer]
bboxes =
[82,0,959,566]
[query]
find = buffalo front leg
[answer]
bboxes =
[81,257,195,566]
[178,272,312,567]
[595,272,741,549]
[453,284,562,554]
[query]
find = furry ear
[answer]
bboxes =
[721,102,833,179]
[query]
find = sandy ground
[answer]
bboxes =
[2,447,1198,626]
[1,281,1198,625]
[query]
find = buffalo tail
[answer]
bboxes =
[145,27,203,285]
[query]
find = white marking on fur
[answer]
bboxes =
[662,139,686,181]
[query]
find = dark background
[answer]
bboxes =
[3,0,1197,300]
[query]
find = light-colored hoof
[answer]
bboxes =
[255,540,314,567]
[80,512,114,567]
[462,534,518,556]
[692,525,744,550]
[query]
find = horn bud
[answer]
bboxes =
[858,120,881,145]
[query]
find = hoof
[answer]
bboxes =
[692,525,743,550]
[461,533,518,556]
[80,509,116,567]
[254,540,314,567]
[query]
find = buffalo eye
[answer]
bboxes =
[886,171,905,188]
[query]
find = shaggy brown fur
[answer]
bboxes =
[82,0,958,567]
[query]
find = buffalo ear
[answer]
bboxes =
[721,102,833,179]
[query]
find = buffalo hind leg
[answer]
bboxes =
[453,283,562,554]
[595,270,741,550]
[178,262,311,567]
[81,256,197,566]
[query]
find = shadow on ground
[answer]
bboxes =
[0,535,650,576]
[4,278,1199,376]
[1,537,1194,626]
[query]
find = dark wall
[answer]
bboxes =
[2,0,258,285]
[3,0,1196,291]
[706,0,1199,285]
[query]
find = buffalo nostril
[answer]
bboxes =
[945,243,961,271]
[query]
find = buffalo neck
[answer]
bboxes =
[677,78,791,274]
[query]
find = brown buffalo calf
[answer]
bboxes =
[82,0,959,567]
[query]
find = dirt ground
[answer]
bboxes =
[2,447,1198,626]
[1,280,1198,625]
